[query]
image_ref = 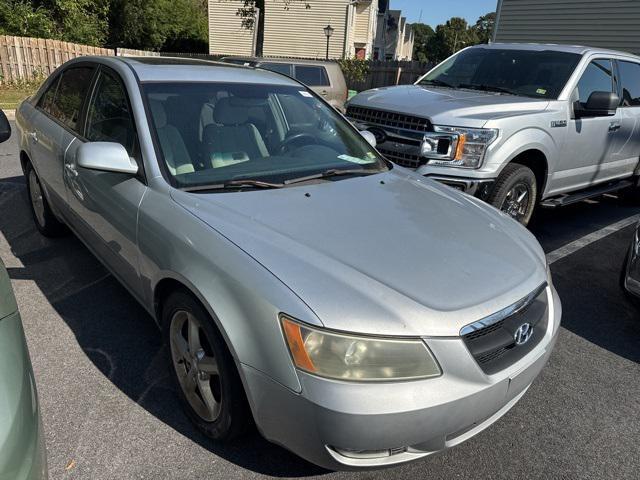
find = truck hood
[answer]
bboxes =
[171,170,547,336]
[349,85,550,127]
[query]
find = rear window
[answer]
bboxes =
[619,61,640,106]
[294,65,330,87]
[261,62,292,76]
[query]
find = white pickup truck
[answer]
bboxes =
[348,43,640,225]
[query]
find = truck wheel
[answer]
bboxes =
[488,163,537,226]
[26,162,67,237]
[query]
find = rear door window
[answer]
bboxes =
[618,61,640,106]
[261,63,292,76]
[294,65,330,86]
[576,59,614,106]
[49,67,94,132]
[38,75,61,116]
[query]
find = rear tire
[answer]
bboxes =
[488,163,538,226]
[162,289,251,441]
[25,162,67,237]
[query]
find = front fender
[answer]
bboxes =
[486,127,559,192]
[138,182,316,393]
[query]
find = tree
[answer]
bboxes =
[473,12,496,44]
[40,0,110,46]
[108,0,208,51]
[0,1,56,38]
[411,23,435,62]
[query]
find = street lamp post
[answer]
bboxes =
[323,24,334,59]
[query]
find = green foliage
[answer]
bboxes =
[413,11,496,63]
[412,23,435,62]
[0,1,56,38]
[473,12,496,44]
[0,0,208,52]
[337,57,370,85]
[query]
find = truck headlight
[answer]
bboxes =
[280,315,441,382]
[426,126,499,169]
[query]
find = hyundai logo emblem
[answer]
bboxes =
[514,323,533,346]
[367,127,387,144]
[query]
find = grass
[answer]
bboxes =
[0,84,40,110]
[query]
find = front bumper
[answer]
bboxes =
[242,285,562,470]
[425,175,494,199]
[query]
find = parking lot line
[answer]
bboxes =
[547,213,640,264]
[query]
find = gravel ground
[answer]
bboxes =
[1,123,639,480]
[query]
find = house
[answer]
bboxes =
[262,0,379,59]
[372,3,412,60]
[208,0,258,56]
[207,0,412,59]
[493,0,640,55]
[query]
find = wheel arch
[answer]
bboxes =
[504,149,549,198]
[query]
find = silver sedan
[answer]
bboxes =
[16,56,561,470]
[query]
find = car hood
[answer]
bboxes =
[348,85,550,127]
[171,170,547,336]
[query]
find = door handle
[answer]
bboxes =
[64,163,78,177]
[320,90,328,96]
[28,131,38,143]
[609,122,621,132]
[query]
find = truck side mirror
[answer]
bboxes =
[574,91,619,118]
[0,110,10,144]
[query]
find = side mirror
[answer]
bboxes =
[574,91,619,118]
[0,110,11,143]
[77,142,138,175]
[360,130,377,148]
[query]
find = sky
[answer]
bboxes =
[390,0,498,27]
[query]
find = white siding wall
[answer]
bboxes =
[263,0,350,58]
[495,0,640,55]
[208,0,257,56]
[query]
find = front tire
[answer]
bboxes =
[25,163,67,237]
[488,163,538,226]
[162,290,251,440]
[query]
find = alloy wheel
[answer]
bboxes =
[28,169,46,227]
[501,182,531,222]
[169,310,222,422]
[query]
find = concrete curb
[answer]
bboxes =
[4,109,16,120]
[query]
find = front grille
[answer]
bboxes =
[462,285,549,375]
[377,147,425,169]
[347,106,431,132]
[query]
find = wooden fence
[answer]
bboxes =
[0,35,112,84]
[349,61,434,91]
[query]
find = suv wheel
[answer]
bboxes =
[162,290,251,440]
[26,163,67,237]
[488,163,537,226]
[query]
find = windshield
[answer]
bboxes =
[143,82,386,190]
[418,48,581,99]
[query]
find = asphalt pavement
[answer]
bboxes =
[0,123,638,479]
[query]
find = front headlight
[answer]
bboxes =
[426,126,499,169]
[280,315,441,382]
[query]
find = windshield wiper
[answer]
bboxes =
[419,79,455,89]
[284,168,383,185]
[458,83,517,95]
[180,179,284,192]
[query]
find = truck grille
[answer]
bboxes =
[461,285,549,375]
[377,147,425,169]
[347,106,431,132]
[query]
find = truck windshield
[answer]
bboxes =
[418,48,581,99]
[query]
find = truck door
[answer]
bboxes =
[560,59,622,191]
[613,60,640,179]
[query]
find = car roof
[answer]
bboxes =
[222,56,337,67]
[471,42,640,59]
[82,56,303,86]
